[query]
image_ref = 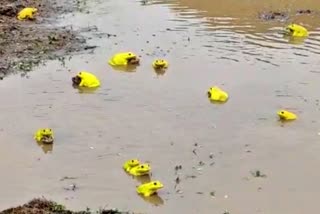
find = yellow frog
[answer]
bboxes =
[207,86,229,102]
[72,71,100,88]
[277,110,297,121]
[34,128,54,144]
[285,24,309,37]
[123,159,140,172]
[152,59,169,69]
[137,180,164,197]
[129,163,151,176]
[17,7,38,20]
[108,52,140,66]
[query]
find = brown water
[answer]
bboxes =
[1,0,320,213]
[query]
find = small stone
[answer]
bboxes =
[198,161,205,166]
[176,189,183,194]
[192,149,197,155]
[175,176,180,184]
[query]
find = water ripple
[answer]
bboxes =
[146,0,320,66]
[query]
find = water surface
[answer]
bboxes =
[1,0,320,213]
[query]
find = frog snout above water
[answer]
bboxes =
[207,86,229,102]
[285,24,309,37]
[108,52,140,66]
[123,159,140,172]
[137,180,164,197]
[34,128,54,144]
[152,59,168,69]
[128,163,151,176]
[277,110,297,121]
[71,71,100,88]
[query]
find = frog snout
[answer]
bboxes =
[128,57,140,65]
[207,91,211,98]
[72,76,81,85]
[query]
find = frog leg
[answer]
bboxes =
[79,79,85,87]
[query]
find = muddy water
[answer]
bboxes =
[1,0,320,213]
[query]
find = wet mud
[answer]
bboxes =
[0,0,96,78]
[0,198,131,214]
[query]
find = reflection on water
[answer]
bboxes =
[143,0,320,67]
[35,141,53,154]
[153,68,167,76]
[134,174,151,184]
[139,194,164,206]
[109,66,138,72]
[109,64,140,72]
[285,35,308,45]
[73,85,100,94]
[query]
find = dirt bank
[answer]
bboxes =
[0,0,96,79]
[0,198,132,214]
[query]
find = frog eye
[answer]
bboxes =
[131,160,135,163]
[128,53,132,56]
[281,111,284,114]
[141,165,144,168]
[153,182,157,185]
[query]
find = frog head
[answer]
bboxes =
[144,181,164,192]
[39,128,54,144]
[277,110,288,119]
[137,180,164,197]
[72,75,82,86]
[135,163,151,174]
[123,159,140,172]
[285,24,308,37]
[207,86,228,102]
[152,59,168,69]
[40,128,53,137]
[30,8,38,14]
[123,52,140,65]
[109,52,140,67]
[127,159,140,168]
[277,109,297,121]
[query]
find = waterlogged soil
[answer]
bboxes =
[0,0,95,78]
[0,198,131,214]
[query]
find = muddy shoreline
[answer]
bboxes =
[0,0,96,79]
[0,198,133,214]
